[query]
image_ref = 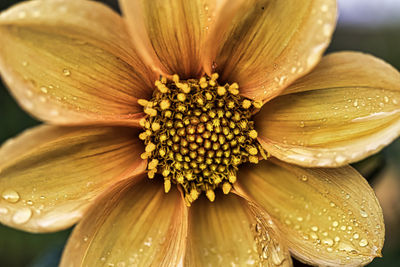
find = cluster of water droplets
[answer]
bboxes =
[265,172,382,265]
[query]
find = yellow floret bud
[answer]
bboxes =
[145,142,156,153]
[206,189,215,202]
[248,146,258,155]
[249,129,258,139]
[253,100,263,109]
[164,179,171,193]
[177,93,186,102]
[217,86,226,96]
[242,99,252,109]
[147,169,156,179]
[138,99,150,107]
[222,182,232,194]
[159,99,171,110]
[190,189,200,201]
[138,132,148,140]
[148,159,159,170]
[172,74,180,83]
[211,73,219,80]
[151,122,161,131]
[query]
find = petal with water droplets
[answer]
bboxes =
[185,193,292,267]
[256,52,400,167]
[0,0,156,126]
[236,160,384,266]
[0,125,145,232]
[60,178,187,267]
[204,0,336,102]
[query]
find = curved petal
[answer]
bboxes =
[120,0,217,78]
[60,177,188,267]
[236,160,384,266]
[185,193,292,266]
[0,0,156,126]
[204,0,336,102]
[0,125,146,233]
[256,52,400,167]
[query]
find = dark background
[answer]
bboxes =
[0,0,399,266]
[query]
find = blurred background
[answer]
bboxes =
[0,0,399,266]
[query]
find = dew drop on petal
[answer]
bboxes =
[360,209,368,218]
[359,239,369,247]
[63,69,71,76]
[12,207,32,224]
[0,207,9,215]
[2,189,20,203]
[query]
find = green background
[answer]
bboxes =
[0,0,399,266]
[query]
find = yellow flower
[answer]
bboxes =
[0,0,399,266]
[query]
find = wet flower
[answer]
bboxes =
[0,0,399,266]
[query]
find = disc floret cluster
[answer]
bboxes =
[139,73,267,204]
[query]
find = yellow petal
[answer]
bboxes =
[185,193,292,266]
[204,0,336,102]
[0,0,156,126]
[236,160,384,266]
[0,125,146,232]
[256,52,400,167]
[120,0,216,78]
[60,178,187,267]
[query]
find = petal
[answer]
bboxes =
[256,52,400,167]
[120,0,216,78]
[60,178,188,267]
[185,193,292,266]
[204,0,336,102]
[0,125,146,233]
[236,160,384,266]
[0,0,156,126]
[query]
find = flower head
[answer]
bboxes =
[0,0,399,266]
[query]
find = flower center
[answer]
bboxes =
[139,74,267,205]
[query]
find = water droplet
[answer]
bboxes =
[322,237,334,247]
[311,226,319,232]
[332,221,339,227]
[63,69,71,76]
[50,109,59,116]
[271,248,284,265]
[262,246,268,259]
[384,96,389,103]
[335,155,346,164]
[323,23,332,36]
[18,11,27,19]
[310,232,319,240]
[21,61,28,67]
[299,121,305,128]
[0,207,9,215]
[40,86,48,93]
[300,175,308,181]
[338,242,356,253]
[359,239,368,247]
[12,207,32,224]
[360,210,368,218]
[83,236,89,242]
[32,10,41,18]
[2,189,20,203]
[353,233,360,239]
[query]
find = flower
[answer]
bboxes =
[0,0,399,266]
